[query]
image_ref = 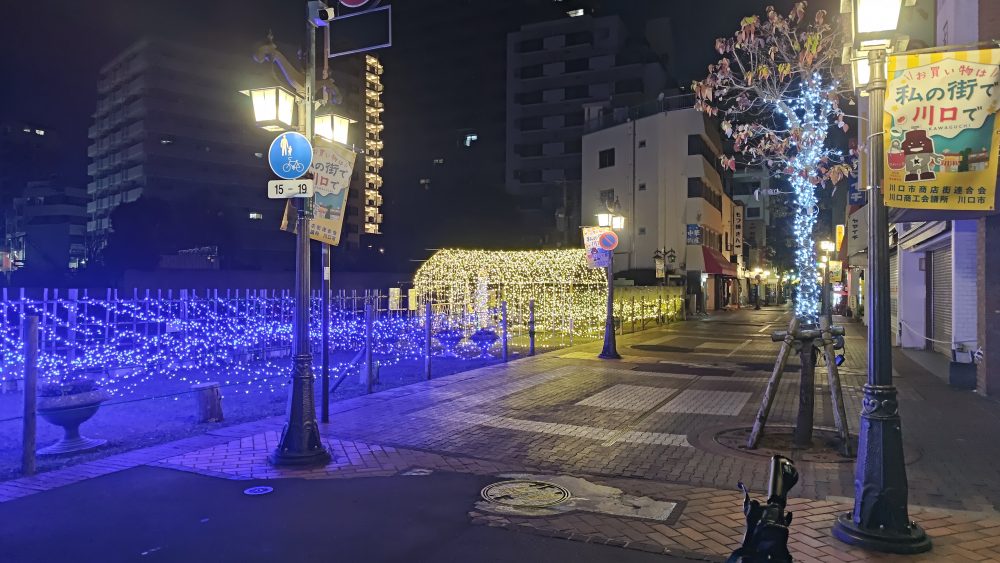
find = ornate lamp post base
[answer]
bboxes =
[831,385,931,554]
[833,514,930,554]
[599,349,622,360]
[269,353,332,468]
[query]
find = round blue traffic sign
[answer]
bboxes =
[268,132,313,180]
[598,231,619,251]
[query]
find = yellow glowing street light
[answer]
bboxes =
[240,85,297,131]
[314,113,355,145]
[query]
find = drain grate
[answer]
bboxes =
[481,480,571,508]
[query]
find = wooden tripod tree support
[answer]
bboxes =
[748,316,852,455]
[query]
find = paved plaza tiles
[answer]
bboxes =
[4,308,1000,562]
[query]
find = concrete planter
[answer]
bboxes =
[37,389,109,455]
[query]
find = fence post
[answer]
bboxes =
[631,296,636,333]
[501,301,509,362]
[22,315,38,476]
[424,300,432,380]
[658,294,663,325]
[364,300,373,393]
[528,299,536,356]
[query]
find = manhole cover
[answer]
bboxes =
[481,480,571,508]
[243,486,274,496]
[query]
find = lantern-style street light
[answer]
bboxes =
[241,85,298,131]
[597,198,624,360]
[833,0,930,554]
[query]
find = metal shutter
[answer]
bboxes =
[930,247,953,356]
[889,251,899,346]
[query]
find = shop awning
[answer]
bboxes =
[702,246,737,277]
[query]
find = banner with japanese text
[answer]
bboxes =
[582,227,611,268]
[280,142,356,245]
[884,48,1000,211]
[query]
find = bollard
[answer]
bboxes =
[364,301,373,393]
[528,299,536,356]
[22,316,38,476]
[424,301,432,380]
[501,301,509,362]
[192,382,223,423]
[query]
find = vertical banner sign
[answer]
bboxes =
[388,287,401,310]
[884,48,1000,211]
[733,206,744,255]
[582,227,612,268]
[407,288,418,311]
[847,207,869,257]
[835,224,845,252]
[281,142,357,244]
[654,256,665,279]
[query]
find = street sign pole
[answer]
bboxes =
[270,7,330,467]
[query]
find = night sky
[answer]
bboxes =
[4,0,838,262]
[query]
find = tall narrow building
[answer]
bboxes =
[86,38,289,270]
[506,13,669,245]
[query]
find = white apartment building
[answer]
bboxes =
[582,108,737,311]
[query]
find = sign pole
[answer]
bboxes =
[833,46,929,553]
[599,253,621,359]
[270,7,330,467]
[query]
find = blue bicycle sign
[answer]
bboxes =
[268,132,313,180]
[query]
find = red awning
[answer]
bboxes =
[702,246,738,277]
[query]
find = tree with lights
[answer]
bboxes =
[693,2,851,325]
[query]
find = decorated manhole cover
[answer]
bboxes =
[481,479,571,508]
[243,486,274,496]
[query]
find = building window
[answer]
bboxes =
[249,212,263,220]
[565,30,593,46]
[638,227,646,235]
[598,148,615,168]
[517,169,542,183]
[515,143,542,157]
[517,38,543,53]
[519,64,543,79]
[614,78,644,94]
[564,112,584,126]
[747,207,761,218]
[516,90,543,105]
[638,183,646,191]
[638,140,646,148]
[565,58,589,73]
[563,139,582,154]
[565,85,589,99]
[519,117,543,131]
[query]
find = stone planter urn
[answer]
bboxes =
[37,381,109,455]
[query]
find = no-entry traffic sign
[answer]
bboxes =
[598,231,619,251]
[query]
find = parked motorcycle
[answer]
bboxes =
[727,455,799,563]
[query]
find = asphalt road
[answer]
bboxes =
[0,466,705,563]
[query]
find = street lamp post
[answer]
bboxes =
[833,0,930,552]
[597,200,624,360]
[241,4,353,467]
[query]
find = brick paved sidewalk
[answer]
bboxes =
[4,307,1000,562]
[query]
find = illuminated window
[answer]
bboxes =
[463,133,478,147]
[567,9,584,17]
[249,212,263,220]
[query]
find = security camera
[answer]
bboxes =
[309,1,335,26]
